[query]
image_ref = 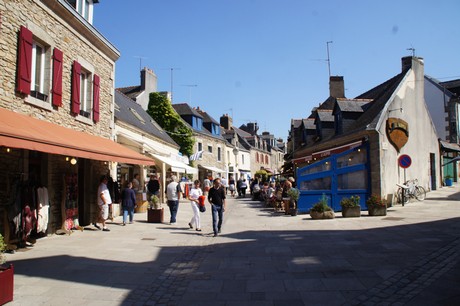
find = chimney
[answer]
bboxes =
[401,56,424,72]
[140,67,158,92]
[329,76,345,98]
[220,114,232,130]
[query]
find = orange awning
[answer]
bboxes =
[0,108,154,165]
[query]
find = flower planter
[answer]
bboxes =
[147,208,164,223]
[0,264,14,305]
[341,206,361,218]
[445,178,453,186]
[368,206,387,216]
[310,210,335,219]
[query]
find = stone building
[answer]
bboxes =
[0,0,154,247]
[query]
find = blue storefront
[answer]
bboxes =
[296,142,370,213]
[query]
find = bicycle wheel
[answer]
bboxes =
[397,187,409,205]
[414,186,426,201]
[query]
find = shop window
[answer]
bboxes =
[336,148,367,169]
[299,160,331,176]
[337,170,367,190]
[300,176,331,191]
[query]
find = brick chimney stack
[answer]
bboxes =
[220,114,232,130]
[329,76,345,98]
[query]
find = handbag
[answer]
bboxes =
[199,205,206,213]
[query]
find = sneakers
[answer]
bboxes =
[188,223,193,229]
[93,223,101,230]
[102,227,110,232]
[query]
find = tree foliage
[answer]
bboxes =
[147,92,195,156]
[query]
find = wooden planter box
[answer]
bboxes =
[368,206,387,216]
[310,210,335,220]
[0,264,14,305]
[341,206,361,218]
[147,208,164,223]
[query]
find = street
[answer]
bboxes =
[5,187,460,306]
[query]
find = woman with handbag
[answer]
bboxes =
[187,180,203,231]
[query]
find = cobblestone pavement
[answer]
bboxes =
[5,186,460,305]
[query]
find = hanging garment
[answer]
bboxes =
[37,187,49,233]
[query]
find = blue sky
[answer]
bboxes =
[94,0,460,141]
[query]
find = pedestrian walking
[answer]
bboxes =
[187,180,203,231]
[229,175,236,197]
[203,176,212,195]
[208,177,226,237]
[166,175,182,224]
[94,175,111,231]
[121,182,136,225]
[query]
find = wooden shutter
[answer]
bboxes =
[92,74,100,122]
[71,60,81,115]
[16,26,33,95]
[52,48,63,107]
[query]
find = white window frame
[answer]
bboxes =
[24,22,54,111]
[74,0,95,24]
[75,56,95,124]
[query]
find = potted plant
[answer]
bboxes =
[147,195,164,223]
[287,187,300,216]
[366,194,388,216]
[340,195,361,218]
[309,194,335,219]
[444,175,453,187]
[0,233,14,305]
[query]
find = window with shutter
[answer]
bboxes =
[93,74,100,122]
[17,26,33,95]
[71,61,81,115]
[52,48,63,107]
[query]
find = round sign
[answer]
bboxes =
[398,154,412,168]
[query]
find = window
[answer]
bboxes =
[17,25,61,108]
[242,155,245,165]
[71,60,100,122]
[198,142,203,152]
[67,0,95,24]
[212,124,220,136]
[208,145,213,153]
[217,147,221,161]
[79,68,92,117]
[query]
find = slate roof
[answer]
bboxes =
[117,85,142,100]
[196,109,219,125]
[335,98,373,113]
[316,110,334,122]
[304,118,316,129]
[172,103,203,118]
[291,119,303,129]
[114,90,178,147]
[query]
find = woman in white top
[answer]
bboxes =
[188,180,203,231]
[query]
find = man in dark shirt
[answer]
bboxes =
[207,177,226,237]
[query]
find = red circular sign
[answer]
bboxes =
[398,154,412,168]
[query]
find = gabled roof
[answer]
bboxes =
[291,119,303,129]
[114,90,177,147]
[316,110,334,122]
[117,85,142,100]
[303,118,316,129]
[172,103,203,118]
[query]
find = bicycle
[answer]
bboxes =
[396,179,426,206]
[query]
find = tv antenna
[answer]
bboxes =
[326,41,333,77]
[180,84,198,104]
[133,56,148,71]
[407,47,415,57]
[161,68,181,103]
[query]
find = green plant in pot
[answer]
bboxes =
[287,187,300,216]
[310,194,335,219]
[340,195,361,218]
[366,194,388,216]
[150,195,161,210]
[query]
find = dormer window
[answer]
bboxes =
[211,124,220,136]
[192,116,202,131]
[67,0,96,24]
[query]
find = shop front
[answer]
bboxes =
[0,108,154,249]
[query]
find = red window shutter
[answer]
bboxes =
[71,60,81,115]
[16,26,33,95]
[93,74,100,122]
[52,48,63,107]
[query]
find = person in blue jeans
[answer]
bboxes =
[207,177,226,237]
[166,175,182,224]
[121,182,136,225]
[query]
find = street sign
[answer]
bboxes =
[398,154,412,168]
